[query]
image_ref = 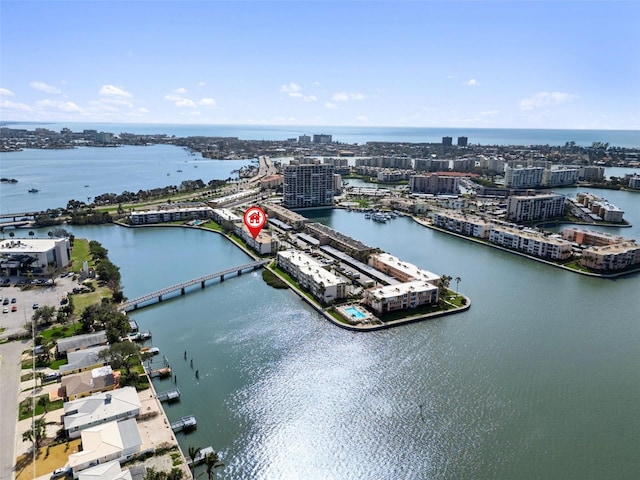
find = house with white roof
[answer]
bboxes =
[68,418,142,475]
[63,387,141,439]
[77,460,133,480]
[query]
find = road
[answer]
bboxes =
[0,340,29,480]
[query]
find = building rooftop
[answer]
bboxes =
[63,387,141,432]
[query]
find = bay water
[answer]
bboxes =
[2,138,639,478]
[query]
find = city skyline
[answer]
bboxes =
[1,1,639,130]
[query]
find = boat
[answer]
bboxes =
[28,188,39,193]
[176,169,183,172]
[364,213,371,219]
[371,212,387,223]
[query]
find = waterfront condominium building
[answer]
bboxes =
[409,173,460,195]
[489,226,573,260]
[580,242,640,271]
[506,194,566,222]
[431,212,493,239]
[277,250,348,303]
[283,164,335,209]
[504,165,545,188]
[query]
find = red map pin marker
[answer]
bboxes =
[243,206,267,239]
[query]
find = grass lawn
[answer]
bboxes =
[18,395,64,420]
[201,220,222,232]
[72,286,112,315]
[15,438,82,480]
[39,323,83,342]
[70,238,91,272]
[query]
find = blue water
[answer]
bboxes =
[344,306,367,319]
[4,122,640,148]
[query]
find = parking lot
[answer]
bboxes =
[0,275,79,340]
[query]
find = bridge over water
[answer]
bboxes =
[119,259,269,312]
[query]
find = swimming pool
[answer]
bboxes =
[344,306,367,319]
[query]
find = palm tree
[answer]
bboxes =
[454,276,461,293]
[203,451,224,479]
[188,445,201,478]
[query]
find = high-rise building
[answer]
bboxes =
[506,194,566,222]
[409,173,460,195]
[457,136,468,147]
[283,164,335,208]
[313,134,332,144]
[442,136,453,147]
[298,134,311,144]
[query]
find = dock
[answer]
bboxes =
[145,355,172,378]
[157,387,181,403]
[171,415,197,433]
[187,446,215,466]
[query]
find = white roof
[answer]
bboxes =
[369,279,438,300]
[373,252,441,283]
[68,419,142,469]
[64,387,141,431]
[78,460,133,480]
[0,237,64,254]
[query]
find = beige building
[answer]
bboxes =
[506,194,566,222]
[61,365,116,401]
[364,280,438,315]
[580,242,640,271]
[561,227,629,246]
[368,253,440,285]
[0,237,71,276]
[277,250,348,303]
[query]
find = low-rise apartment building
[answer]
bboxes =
[561,227,629,246]
[489,226,573,260]
[130,203,212,224]
[277,250,348,303]
[432,212,493,239]
[580,242,640,271]
[368,253,441,285]
[364,280,439,315]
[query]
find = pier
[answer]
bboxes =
[145,355,172,378]
[119,259,269,311]
[157,387,181,403]
[188,446,215,466]
[171,415,197,433]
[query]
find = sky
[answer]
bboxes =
[1,0,639,130]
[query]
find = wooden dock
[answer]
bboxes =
[171,415,197,433]
[157,388,180,403]
[145,355,172,378]
[187,446,215,466]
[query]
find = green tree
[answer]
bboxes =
[454,276,461,294]
[203,451,224,479]
[188,446,201,478]
[33,305,56,327]
[98,340,140,377]
[22,417,47,450]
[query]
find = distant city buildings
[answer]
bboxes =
[442,136,453,147]
[313,134,332,144]
[457,136,468,147]
[283,163,335,209]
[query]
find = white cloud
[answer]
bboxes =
[280,82,316,102]
[332,92,366,101]
[36,99,82,112]
[164,93,197,108]
[325,102,338,109]
[519,91,577,110]
[0,87,15,96]
[463,79,479,86]
[280,82,302,94]
[99,85,132,98]
[198,98,216,106]
[30,81,62,94]
[0,98,32,111]
[175,87,187,94]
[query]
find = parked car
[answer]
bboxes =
[11,298,16,303]
[32,303,39,309]
[2,298,9,305]
[50,466,71,479]
[2,307,8,314]
[11,305,17,312]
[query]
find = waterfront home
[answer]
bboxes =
[59,345,109,375]
[68,418,142,475]
[62,386,141,439]
[56,332,108,357]
[61,365,116,401]
[76,460,133,480]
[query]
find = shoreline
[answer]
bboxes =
[410,216,640,279]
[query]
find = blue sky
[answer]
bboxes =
[1,1,639,129]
